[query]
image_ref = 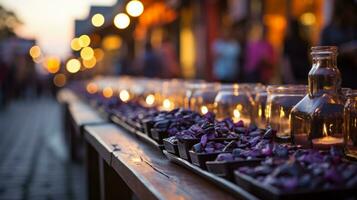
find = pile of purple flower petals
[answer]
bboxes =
[237,147,357,190]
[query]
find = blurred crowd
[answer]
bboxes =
[0,0,356,108]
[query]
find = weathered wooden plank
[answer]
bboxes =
[85,124,237,200]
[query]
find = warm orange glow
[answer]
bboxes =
[180,28,195,78]
[82,57,96,68]
[114,13,130,29]
[94,48,104,61]
[163,99,172,110]
[80,47,94,60]
[119,90,130,102]
[300,12,316,26]
[70,38,82,51]
[44,56,61,74]
[126,0,144,17]
[29,45,41,58]
[91,13,105,27]
[103,87,113,98]
[86,82,98,94]
[102,35,122,51]
[66,58,81,73]
[79,34,91,47]
[53,73,66,87]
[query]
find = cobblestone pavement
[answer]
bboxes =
[0,97,86,200]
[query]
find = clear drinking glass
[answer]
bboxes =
[190,83,221,114]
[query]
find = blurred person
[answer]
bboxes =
[212,28,240,82]
[321,0,357,88]
[141,42,163,78]
[159,36,181,78]
[282,19,310,84]
[232,18,249,82]
[243,23,276,84]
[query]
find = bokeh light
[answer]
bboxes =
[66,58,81,73]
[29,45,41,58]
[94,48,104,61]
[91,13,105,27]
[53,73,66,87]
[126,0,144,17]
[86,82,98,94]
[44,56,61,74]
[102,35,122,51]
[102,87,113,98]
[80,47,94,60]
[119,90,130,102]
[82,57,96,68]
[145,94,155,105]
[114,13,130,29]
[70,38,81,51]
[300,12,316,26]
[78,34,91,47]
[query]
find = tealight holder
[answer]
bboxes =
[214,84,255,125]
[190,83,221,115]
[266,85,307,140]
[254,86,267,129]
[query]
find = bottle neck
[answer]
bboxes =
[308,54,341,97]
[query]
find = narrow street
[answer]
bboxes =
[0,97,86,200]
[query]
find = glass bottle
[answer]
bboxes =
[290,46,345,149]
[344,90,357,159]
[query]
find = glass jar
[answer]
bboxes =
[344,90,357,159]
[266,85,307,139]
[190,83,221,114]
[160,80,186,111]
[254,86,267,129]
[290,46,345,149]
[214,84,255,125]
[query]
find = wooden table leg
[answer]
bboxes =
[99,159,132,200]
[85,141,100,200]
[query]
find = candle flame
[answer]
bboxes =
[163,99,172,109]
[233,109,241,119]
[200,106,208,114]
[119,90,130,102]
[145,94,155,105]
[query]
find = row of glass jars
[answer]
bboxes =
[87,76,356,159]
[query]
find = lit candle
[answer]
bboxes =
[200,105,208,115]
[232,107,251,124]
[145,94,155,106]
[119,89,130,102]
[312,124,343,150]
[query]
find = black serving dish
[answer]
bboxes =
[163,138,178,155]
[163,150,259,200]
[189,150,222,170]
[142,119,154,137]
[177,138,200,161]
[151,128,168,144]
[206,159,262,181]
[234,170,357,200]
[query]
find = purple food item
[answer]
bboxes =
[200,134,208,147]
[216,153,234,161]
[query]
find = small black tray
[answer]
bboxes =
[163,150,260,200]
[177,138,200,161]
[151,128,168,144]
[189,150,221,170]
[234,170,357,200]
[206,159,262,181]
[142,119,154,137]
[163,138,178,155]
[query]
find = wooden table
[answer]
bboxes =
[84,124,256,200]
